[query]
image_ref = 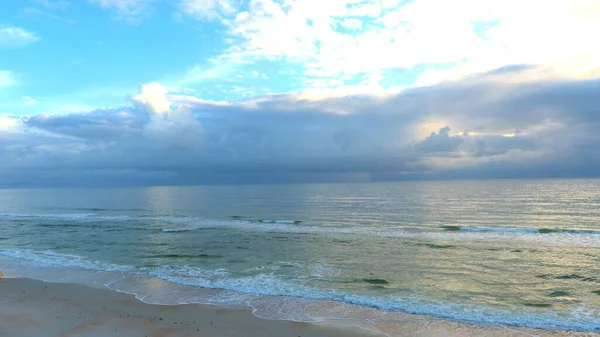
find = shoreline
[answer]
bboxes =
[0,277,373,337]
[1,278,597,336]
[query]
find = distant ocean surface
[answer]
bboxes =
[1,179,599,333]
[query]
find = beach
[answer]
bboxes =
[1,278,597,337]
[0,278,370,337]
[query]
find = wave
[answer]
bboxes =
[158,218,309,233]
[0,212,96,219]
[442,225,600,235]
[74,208,111,212]
[101,264,600,331]
[4,211,599,249]
[155,216,600,237]
[536,273,599,283]
[0,212,130,222]
[1,249,598,332]
[162,228,194,232]
[154,217,600,248]
[259,219,302,224]
[146,254,223,259]
[6,211,599,239]
[0,249,133,272]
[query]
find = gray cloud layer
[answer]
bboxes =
[2,67,599,187]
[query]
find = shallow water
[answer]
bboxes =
[0,179,599,332]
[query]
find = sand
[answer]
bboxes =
[0,278,597,337]
[0,278,371,337]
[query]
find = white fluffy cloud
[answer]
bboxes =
[178,0,600,91]
[0,116,19,130]
[133,82,203,150]
[0,26,40,47]
[179,0,239,20]
[132,82,172,115]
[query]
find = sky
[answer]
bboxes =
[1,0,599,187]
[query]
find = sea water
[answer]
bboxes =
[0,179,599,333]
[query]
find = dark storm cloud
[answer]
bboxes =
[23,106,149,140]
[2,66,600,187]
[415,127,463,154]
[468,133,537,158]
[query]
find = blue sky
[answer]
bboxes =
[1,0,599,186]
[1,0,236,113]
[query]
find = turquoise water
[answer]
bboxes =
[0,180,599,332]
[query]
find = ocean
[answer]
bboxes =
[1,179,599,333]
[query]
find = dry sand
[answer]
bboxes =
[0,278,597,337]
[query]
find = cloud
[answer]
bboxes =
[88,0,155,22]
[415,127,464,154]
[131,82,172,115]
[339,18,363,29]
[23,96,37,105]
[173,0,599,94]
[132,83,203,150]
[467,133,537,158]
[23,106,149,140]
[0,26,40,47]
[0,116,19,130]
[178,60,241,86]
[178,0,238,20]
[23,8,76,24]
[2,66,600,187]
[32,0,71,10]
[0,71,17,88]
